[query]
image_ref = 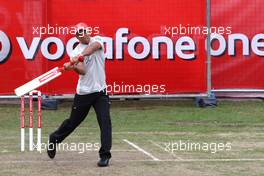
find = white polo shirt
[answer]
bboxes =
[70,36,106,95]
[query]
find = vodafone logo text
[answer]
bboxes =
[0,28,264,63]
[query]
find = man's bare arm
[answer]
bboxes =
[70,42,102,64]
[81,42,102,56]
[73,62,86,75]
[74,42,102,74]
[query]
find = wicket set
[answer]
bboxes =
[20,90,42,152]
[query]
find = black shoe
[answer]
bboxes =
[97,158,110,167]
[47,136,56,159]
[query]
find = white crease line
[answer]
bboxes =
[112,150,137,152]
[158,158,264,162]
[1,158,264,164]
[149,140,182,160]
[123,139,160,161]
[1,150,9,153]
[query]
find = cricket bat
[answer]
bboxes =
[14,56,84,97]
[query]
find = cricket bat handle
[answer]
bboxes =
[59,56,85,72]
[71,55,85,65]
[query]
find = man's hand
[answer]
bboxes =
[63,62,74,71]
[71,54,83,64]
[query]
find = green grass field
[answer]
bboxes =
[0,100,264,176]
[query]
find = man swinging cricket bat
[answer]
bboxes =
[47,22,112,167]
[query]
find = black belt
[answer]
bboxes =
[99,89,107,95]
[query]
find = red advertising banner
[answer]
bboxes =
[211,0,264,90]
[1,1,264,96]
[0,0,207,95]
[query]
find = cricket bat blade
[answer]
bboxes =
[14,67,62,97]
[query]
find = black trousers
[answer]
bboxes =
[50,90,112,159]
